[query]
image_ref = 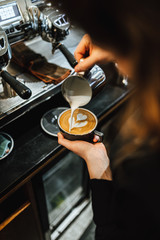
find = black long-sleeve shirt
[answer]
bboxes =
[90,144,160,240]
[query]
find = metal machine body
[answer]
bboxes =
[0,26,11,69]
[0,0,70,44]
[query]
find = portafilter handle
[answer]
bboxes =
[55,43,78,68]
[55,43,90,76]
[1,70,32,99]
[0,26,32,99]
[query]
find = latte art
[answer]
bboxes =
[77,113,87,121]
[69,113,88,130]
[59,108,97,135]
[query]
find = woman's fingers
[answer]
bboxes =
[74,34,115,72]
[74,56,96,72]
[57,132,90,158]
[74,34,92,61]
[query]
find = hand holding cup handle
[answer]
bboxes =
[93,130,104,143]
[59,128,104,143]
[58,108,104,143]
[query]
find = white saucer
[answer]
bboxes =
[40,107,69,137]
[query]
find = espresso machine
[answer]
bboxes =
[0,0,106,129]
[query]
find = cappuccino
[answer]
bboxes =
[59,108,97,135]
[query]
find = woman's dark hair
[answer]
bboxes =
[49,0,160,146]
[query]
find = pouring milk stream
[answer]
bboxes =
[61,75,92,131]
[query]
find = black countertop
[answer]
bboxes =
[0,79,133,200]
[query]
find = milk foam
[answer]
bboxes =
[69,95,91,131]
[69,113,88,129]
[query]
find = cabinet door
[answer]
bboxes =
[0,201,41,240]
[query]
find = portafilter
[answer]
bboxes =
[0,26,32,99]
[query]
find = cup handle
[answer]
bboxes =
[93,130,104,143]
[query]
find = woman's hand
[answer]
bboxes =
[58,132,112,180]
[74,34,115,72]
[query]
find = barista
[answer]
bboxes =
[50,0,160,239]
